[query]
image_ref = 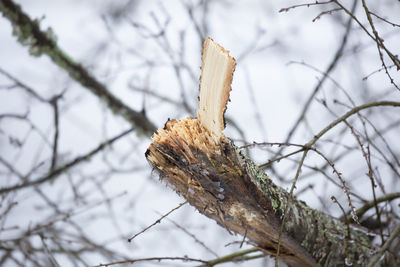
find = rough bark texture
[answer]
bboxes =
[146,118,375,266]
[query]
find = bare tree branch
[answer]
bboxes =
[0,128,134,194]
[0,0,156,136]
[276,0,357,158]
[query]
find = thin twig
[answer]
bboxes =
[201,247,261,267]
[0,128,135,194]
[161,215,218,257]
[363,64,396,81]
[369,11,400,28]
[333,0,400,89]
[50,98,59,172]
[311,147,358,223]
[312,8,342,22]
[0,67,48,102]
[366,223,400,267]
[275,100,400,265]
[275,149,308,266]
[127,201,187,242]
[308,101,400,146]
[346,192,400,222]
[279,1,333,13]
[276,0,357,158]
[331,196,352,265]
[93,256,207,267]
[360,0,400,88]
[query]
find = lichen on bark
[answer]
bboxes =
[0,0,156,137]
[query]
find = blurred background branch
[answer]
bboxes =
[0,0,399,266]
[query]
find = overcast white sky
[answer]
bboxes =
[1,0,400,266]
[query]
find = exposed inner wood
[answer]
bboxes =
[198,37,236,138]
[146,38,374,266]
[149,118,226,164]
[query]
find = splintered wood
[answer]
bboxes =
[147,38,235,164]
[147,118,227,165]
[198,37,236,138]
[145,38,374,266]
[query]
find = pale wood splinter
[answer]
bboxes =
[198,37,236,138]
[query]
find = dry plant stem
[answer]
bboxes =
[0,0,156,136]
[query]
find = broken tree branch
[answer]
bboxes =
[146,38,377,266]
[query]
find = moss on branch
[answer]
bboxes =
[0,0,156,136]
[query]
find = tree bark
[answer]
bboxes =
[146,118,374,266]
[146,37,375,266]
